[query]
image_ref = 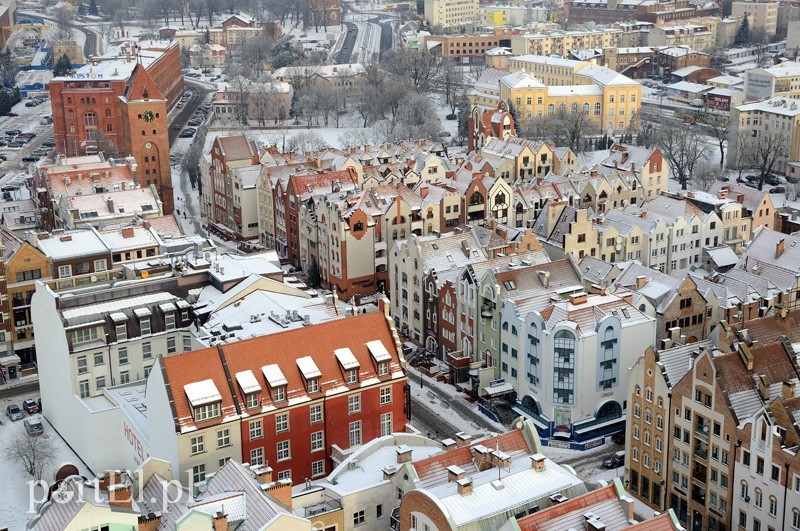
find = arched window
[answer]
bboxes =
[84,111,97,127]
[469,191,484,206]
[571,102,578,114]
[634,402,641,418]
[656,414,663,429]
[643,452,650,468]
[644,430,651,446]
[559,103,566,113]
[582,102,590,114]
[597,401,621,419]
[793,509,800,529]
[632,446,639,461]
[741,481,749,500]
[646,386,653,402]
[547,104,555,116]
[755,488,762,508]
[67,97,72,104]
[68,110,74,118]
[144,156,149,163]
[654,459,661,473]
[633,424,640,439]
[635,385,641,396]
[105,109,111,118]
[106,123,112,132]
[655,436,662,452]
[769,496,777,516]
[495,192,506,205]
[645,408,652,424]
[639,304,646,311]
[502,322,508,331]
[91,98,96,104]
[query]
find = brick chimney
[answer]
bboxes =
[473,445,493,471]
[635,275,647,289]
[265,480,292,507]
[98,470,121,491]
[396,445,413,464]
[456,477,472,496]
[569,292,588,305]
[531,453,546,471]
[253,465,273,484]
[783,380,796,400]
[441,438,457,451]
[776,238,786,258]
[108,483,133,509]
[138,512,162,531]
[122,227,135,238]
[455,432,472,448]
[212,511,228,531]
[447,465,465,482]
[757,374,771,400]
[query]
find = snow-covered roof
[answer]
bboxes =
[367,340,392,363]
[334,347,360,370]
[235,370,261,394]
[262,364,287,388]
[736,96,800,117]
[500,71,546,89]
[184,379,222,406]
[296,356,322,380]
[548,85,603,97]
[666,80,712,93]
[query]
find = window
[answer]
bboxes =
[115,323,127,341]
[310,404,323,424]
[167,337,176,354]
[164,312,176,330]
[193,402,220,421]
[96,376,105,389]
[646,387,653,402]
[311,430,324,451]
[381,412,392,436]
[349,421,362,446]
[769,496,777,516]
[273,386,285,402]
[278,470,291,480]
[246,393,259,409]
[755,488,762,507]
[380,386,392,405]
[120,371,130,384]
[140,318,151,335]
[741,481,749,500]
[142,342,152,359]
[793,509,800,530]
[378,361,389,376]
[77,355,88,374]
[93,352,104,366]
[249,419,263,440]
[73,327,98,344]
[276,413,289,433]
[757,457,765,475]
[183,336,192,352]
[277,440,291,461]
[250,447,264,466]
[772,465,781,482]
[192,464,205,485]
[348,394,361,414]
[308,378,319,393]
[118,348,128,365]
[190,435,205,455]
[217,429,230,448]
[346,368,358,384]
[312,460,325,477]
[58,265,72,278]
[354,510,366,526]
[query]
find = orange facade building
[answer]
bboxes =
[49,41,183,214]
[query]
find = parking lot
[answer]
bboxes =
[0,96,55,190]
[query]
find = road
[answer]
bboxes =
[168,79,213,145]
[18,11,102,57]
[337,23,359,63]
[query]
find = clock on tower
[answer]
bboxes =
[143,110,155,122]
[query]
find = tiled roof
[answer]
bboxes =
[656,339,715,388]
[217,134,258,161]
[733,313,800,346]
[627,512,681,530]
[412,429,531,487]
[163,312,404,432]
[517,484,630,530]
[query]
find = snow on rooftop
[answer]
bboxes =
[367,340,392,363]
[335,348,360,370]
[262,364,288,388]
[296,356,322,379]
[235,370,261,394]
[184,379,222,407]
[109,312,127,322]
[133,308,152,318]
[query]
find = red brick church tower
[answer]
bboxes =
[120,64,174,214]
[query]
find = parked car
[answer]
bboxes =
[765,175,781,186]
[24,417,44,437]
[187,119,202,127]
[603,451,625,468]
[0,154,7,161]
[21,156,40,162]
[172,124,181,130]
[611,431,625,445]
[6,404,23,421]
[22,399,39,413]
[7,142,23,148]
[770,187,786,194]
[5,129,21,136]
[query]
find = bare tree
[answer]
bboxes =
[707,117,730,167]
[657,122,708,190]
[692,159,720,191]
[286,131,326,153]
[555,107,596,152]
[738,128,788,190]
[54,6,73,40]
[381,48,440,94]
[6,427,56,480]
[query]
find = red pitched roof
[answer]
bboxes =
[517,485,618,530]
[627,513,680,530]
[161,312,404,432]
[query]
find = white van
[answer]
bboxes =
[24,416,44,437]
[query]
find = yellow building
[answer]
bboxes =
[510,26,649,56]
[492,56,642,134]
[423,0,479,30]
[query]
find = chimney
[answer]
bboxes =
[738,343,754,371]
[60,234,73,242]
[441,438,457,451]
[776,238,786,258]
[143,220,151,229]
[383,464,399,480]
[530,453,546,471]
[212,511,228,531]
[107,197,115,213]
[635,275,647,289]
[447,465,465,482]
[138,512,162,531]
[757,374,771,400]
[253,465,273,484]
[461,240,471,258]
[108,483,132,509]
[473,445,493,471]
[396,445,413,464]
[125,50,131,63]
[265,480,293,507]
[490,449,511,469]
[783,380,796,400]
[455,432,472,448]
[537,270,550,287]
[737,194,744,204]
[456,477,473,496]
[718,188,729,199]
[569,292,588,305]
[98,470,121,491]
[122,227,135,238]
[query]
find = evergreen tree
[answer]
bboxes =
[88,0,98,15]
[204,28,211,44]
[0,47,15,85]
[456,90,470,144]
[53,54,73,77]
[77,4,85,15]
[735,15,751,45]
[307,257,321,288]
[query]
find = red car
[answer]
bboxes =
[22,398,39,414]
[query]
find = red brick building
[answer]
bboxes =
[160,307,409,483]
[467,102,515,154]
[49,41,183,214]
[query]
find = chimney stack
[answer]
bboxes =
[212,511,228,531]
[108,483,133,509]
[396,445,413,464]
[447,465,465,482]
[776,238,786,258]
[455,432,472,448]
[441,438,457,451]
[457,477,473,496]
[253,465,273,484]
[138,512,162,531]
[635,275,647,289]
[473,445,493,471]
[783,380,797,400]
[531,453,546,471]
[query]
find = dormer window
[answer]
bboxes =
[336,348,360,386]
[185,379,222,422]
[140,318,151,335]
[115,323,127,341]
[297,356,322,393]
[367,340,392,377]
[274,386,285,402]
[246,393,259,409]
[347,369,358,384]
[236,370,261,409]
[308,378,319,393]
[262,364,287,402]
[165,312,176,330]
[378,361,389,377]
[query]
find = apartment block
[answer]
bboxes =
[730,97,800,177]
[423,0,479,31]
[731,1,778,36]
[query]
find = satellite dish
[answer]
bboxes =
[54,463,80,483]
[90,275,98,283]
[615,244,622,252]
[141,270,150,279]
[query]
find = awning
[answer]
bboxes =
[482,382,514,397]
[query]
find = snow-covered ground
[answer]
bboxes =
[0,387,92,531]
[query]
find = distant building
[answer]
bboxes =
[51,39,83,65]
[423,0,479,31]
[732,1,779,36]
[467,102,515,153]
[730,97,800,177]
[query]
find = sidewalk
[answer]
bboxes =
[407,366,506,435]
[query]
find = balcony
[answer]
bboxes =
[695,421,710,438]
[375,255,387,267]
[693,440,709,461]
[690,485,706,506]
[692,463,707,484]
[375,240,387,252]
[297,498,342,518]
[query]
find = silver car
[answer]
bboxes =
[6,404,23,421]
